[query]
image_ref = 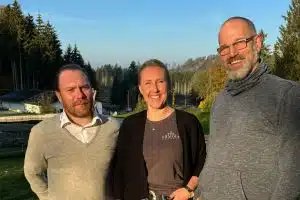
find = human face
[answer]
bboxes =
[56,70,93,119]
[138,66,168,110]
[218,20,262,80]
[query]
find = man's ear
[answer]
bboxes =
[92,88,97,104]
[255,33,263,52]
[55,91,62,103]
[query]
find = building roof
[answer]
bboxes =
[25,91,58,105]
[0,90,43,102]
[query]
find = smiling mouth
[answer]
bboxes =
[230,60,243,64]
[150,95,160,99]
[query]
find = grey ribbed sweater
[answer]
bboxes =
[24,115,120,200]
[198,64,300,200]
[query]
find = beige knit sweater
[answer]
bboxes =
[24,115,120,200]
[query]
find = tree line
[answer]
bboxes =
[0,0,94,90]
[1,0,300,111]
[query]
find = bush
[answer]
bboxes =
[185,107,210,134]
[134,95,147,112]
[198,92,217,112]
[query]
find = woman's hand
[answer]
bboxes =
[169,188,191,200]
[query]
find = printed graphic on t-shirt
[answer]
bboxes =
[162,131,180,140]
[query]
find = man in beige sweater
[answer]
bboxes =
[24,64,120,200]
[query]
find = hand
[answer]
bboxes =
[169,188,190,200]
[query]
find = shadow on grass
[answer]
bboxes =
[0,156,37,200]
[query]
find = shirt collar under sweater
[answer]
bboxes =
[60,108,103,128]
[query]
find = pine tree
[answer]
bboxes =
[63,44,73,64]
[274,0,300,81]
[9,0,26,89]
[71,44,84,66]
[23,14,36,88]
[83,61,97,89]
[259,30,274,72]
[127,61,138,87]
[126,61,139,108]
[39,21,63,89]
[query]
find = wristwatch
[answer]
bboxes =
[184,185,193,192]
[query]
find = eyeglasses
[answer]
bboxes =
[217,35,257,56]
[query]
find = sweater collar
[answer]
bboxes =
[225,62,269,96]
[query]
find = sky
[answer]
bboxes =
[1,0,290,68]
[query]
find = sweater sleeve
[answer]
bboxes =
[271,85,300,200]
[24,126,48,200]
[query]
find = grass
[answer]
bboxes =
[0,147,26,158]
[113,112,135,119]
[0,107,209,199]
[0,156,37,200]
[115,107,210,134]
[1,110,299,199]
[184,108,210,135]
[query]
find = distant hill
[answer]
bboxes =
[0,5,5,11]
[175,54,220,72]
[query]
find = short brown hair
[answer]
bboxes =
[54,64,90,91]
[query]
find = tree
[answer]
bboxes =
[259,30,274,72]
[127,61,138,87]
[274,0,300,81]
[190,58,227,109]
[71,44,84,66]
[191,69,209,99]
[0,1,86,90]
[39,21,63,89]
[83,61,97,89]
[23,14,36,88]
[134,94,147,112]
[110,66,125,106]
[198,64,227,110]
[124,61,139,109]
[2,1,26,90]
[63,44,73,64]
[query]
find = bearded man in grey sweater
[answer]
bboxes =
[24,64,120,200]
[197,17,300,200]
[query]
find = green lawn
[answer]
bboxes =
[0,108,209,200]
[0,156,38,200]
[115,107,211,135]
[185,108,210,135]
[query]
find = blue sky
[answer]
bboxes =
[2,0,290,68]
